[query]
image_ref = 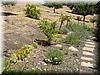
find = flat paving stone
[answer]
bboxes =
[86,42,95,45]
[83,51,94,56]
[81,56,93,61]
[82,47,94,52]
[85,44,95,48]
[86,39,92,42]
[81,61,93,67]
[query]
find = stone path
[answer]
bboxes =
[80,37,97,73]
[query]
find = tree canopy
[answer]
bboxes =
[43,2,63,13]
[72,3,96,23]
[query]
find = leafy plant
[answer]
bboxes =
[39,19,57,44]
[25,4,40,19]
[44,48,64,65]
[9,44,33,63]
[63,33,80,45]
[66,21,93,42]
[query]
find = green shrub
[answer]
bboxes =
[25,4,40,19]
[63,33,80,45]
[39,19,57,43]
[67,22,93,37]
[44,48,64,65]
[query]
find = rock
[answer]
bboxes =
[68,46,79,51]
[39,61,47,66]
[52,44,63,48]
[81,61,93,67]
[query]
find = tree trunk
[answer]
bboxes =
[53,7,56,13]
[83,16,85,24]
[59,21,63,31]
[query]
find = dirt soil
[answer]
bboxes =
[2,3,95,73]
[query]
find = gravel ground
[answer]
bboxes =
[2,3,95,73]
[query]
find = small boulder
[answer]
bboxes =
[52,44,63,49]
[68,46,78,51]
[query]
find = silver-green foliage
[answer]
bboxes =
[44,48,64,65]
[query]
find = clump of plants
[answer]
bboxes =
[63,33,80,45]
[39,19,57,45]
[44,48,64,65]
[9,43,38,63]
[65,21,93,44]
[25,4,40,19]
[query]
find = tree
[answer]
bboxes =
[59,14,71,31]
[44,2,63,13]
[72,3,96,24]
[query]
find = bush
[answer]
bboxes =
[63,33,80,45]
[25,4,40,19]
[44,48,64,65]
[39,19,57,43]
[1,0,17,6]
[66,22,93,41]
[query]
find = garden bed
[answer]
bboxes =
[2,3,95,74]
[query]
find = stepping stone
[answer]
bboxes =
[82,47,94,52]
[86,42,95,45]
[81,56,93,61]
[85,44,95,48]
[81,61,93,67]
[83,51,94,56]
[86,39,92,42]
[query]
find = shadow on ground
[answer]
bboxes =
[1,11,17,16]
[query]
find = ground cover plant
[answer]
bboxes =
[44,48,64,65]
[63,21,93,46]
[63,33,80,45]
